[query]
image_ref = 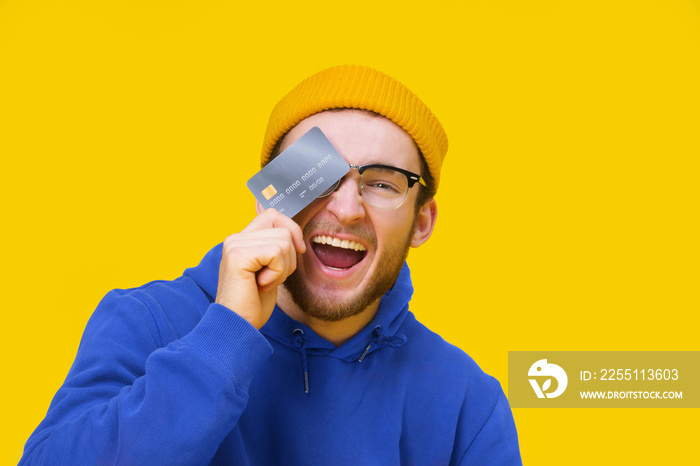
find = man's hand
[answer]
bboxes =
[215,209,306,329]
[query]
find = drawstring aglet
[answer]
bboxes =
[358,343,372,362]
[293,328,310,395]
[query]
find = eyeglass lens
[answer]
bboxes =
[318,166,410,210]
[360,167,409,209]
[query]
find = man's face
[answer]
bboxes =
[275,110,435,321]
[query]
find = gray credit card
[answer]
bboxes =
[247,127,350,218]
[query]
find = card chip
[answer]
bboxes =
[261,184,277,200]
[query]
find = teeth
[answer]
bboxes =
[311,235,367,251]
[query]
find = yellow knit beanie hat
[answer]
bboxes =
[261,65,449,192]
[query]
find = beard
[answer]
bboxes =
[282,219,416,322]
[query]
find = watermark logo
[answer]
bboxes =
[509,351,698,408]
[528,359,568,398]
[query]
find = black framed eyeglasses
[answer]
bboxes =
[317,164,426,210]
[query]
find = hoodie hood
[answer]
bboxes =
[184,243,413,363]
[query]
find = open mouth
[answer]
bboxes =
[311,235,367,270]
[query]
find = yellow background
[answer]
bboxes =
[2,0,698,463]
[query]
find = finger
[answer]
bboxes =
[252,244,292,290]
[227,242,290,276]
[244,209,306,254]
[221,235,297,296]
[223,233,297,271]
[223,235,293,254]
[257,268,287,293]
[223,232,290,257]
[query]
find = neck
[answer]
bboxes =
[276,288,380,347]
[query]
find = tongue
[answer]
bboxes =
[313,243,365,269]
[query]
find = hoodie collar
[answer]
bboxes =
[184,243,414,361]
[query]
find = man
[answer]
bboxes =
[21,65,521,465]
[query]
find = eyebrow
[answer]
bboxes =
[357,162,420,174]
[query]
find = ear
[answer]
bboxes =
[255,200,265,215]
[411,198,437,248]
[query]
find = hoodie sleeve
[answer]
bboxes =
[20,290,273,466]
[457,387,522,465]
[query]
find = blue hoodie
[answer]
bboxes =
[21,244,521,465]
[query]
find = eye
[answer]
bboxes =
[365,180,401,193]
[361,167,407,195]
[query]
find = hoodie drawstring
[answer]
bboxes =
[292,329,310,394]
[358,325,407,362]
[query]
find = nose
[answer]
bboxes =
[324,174,366,224]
